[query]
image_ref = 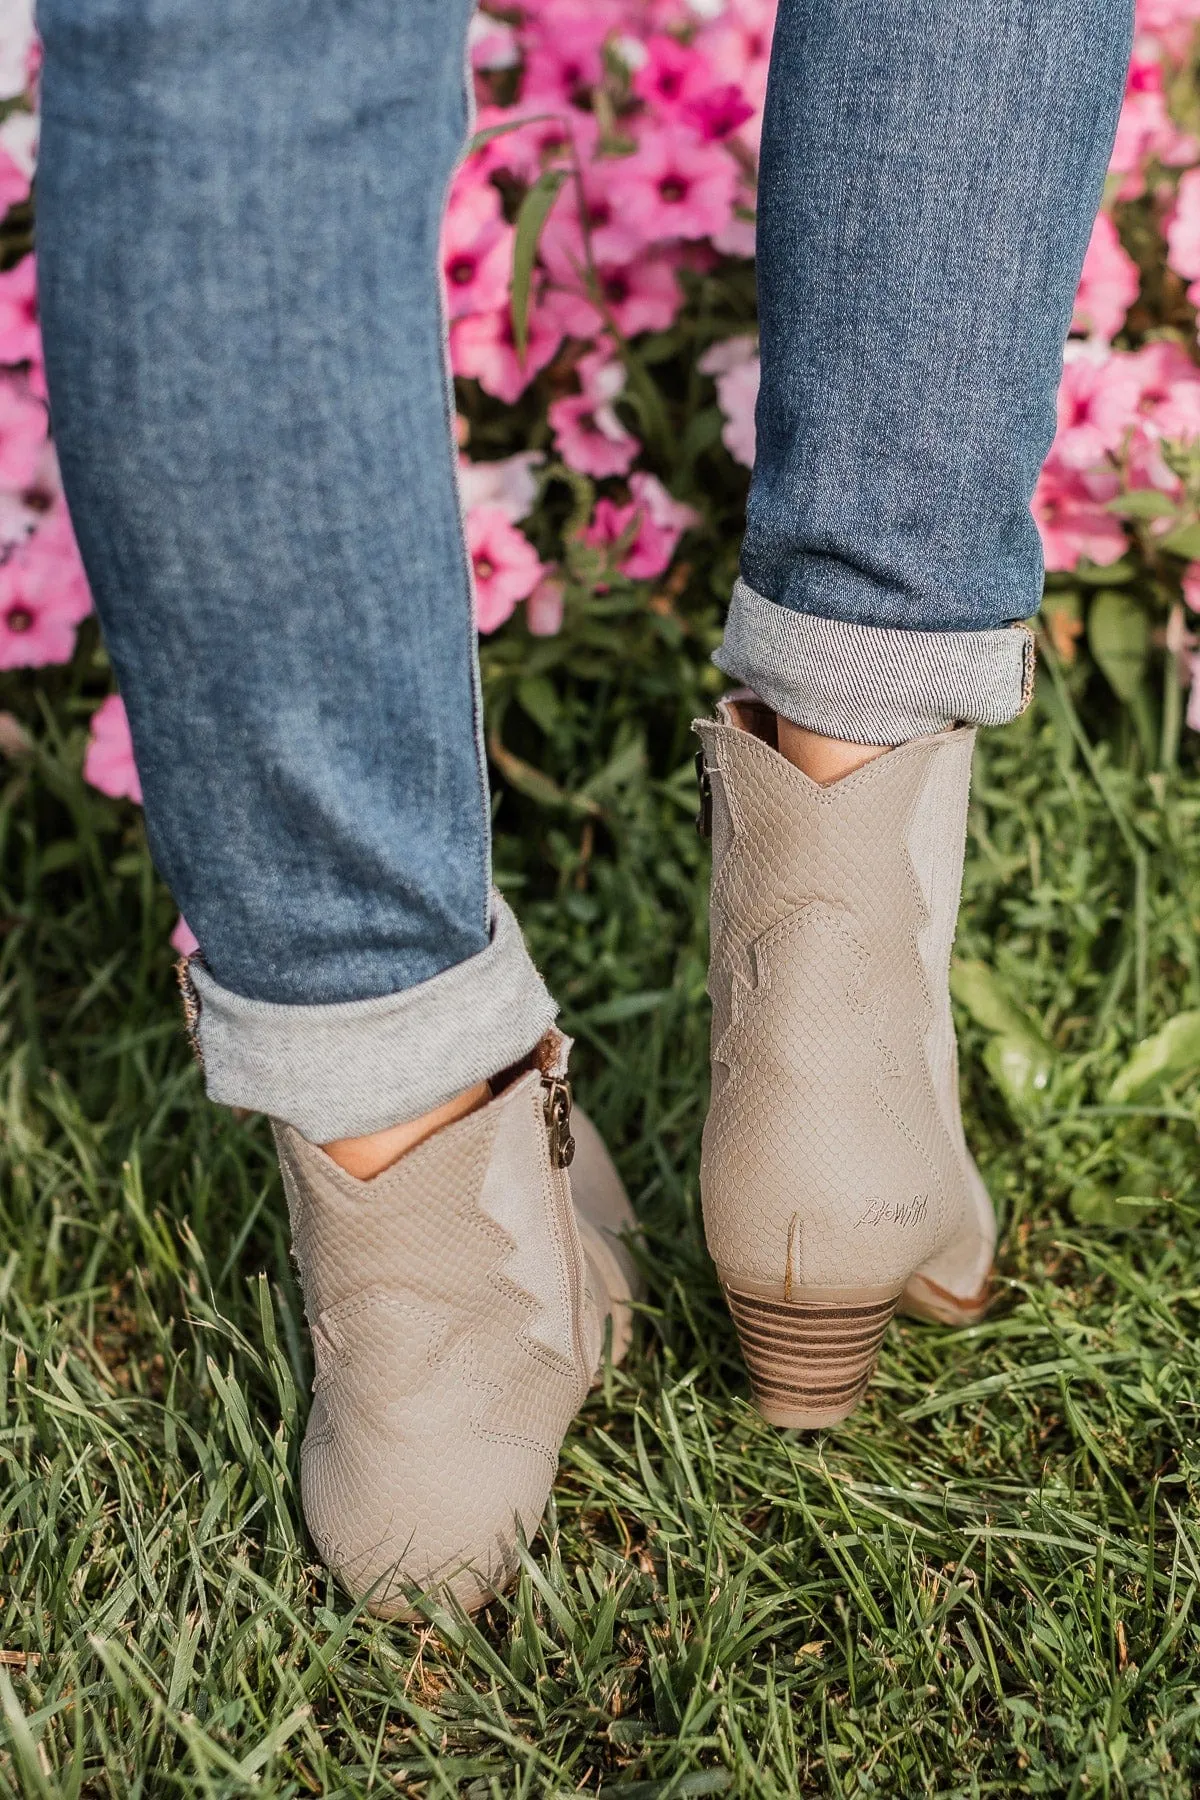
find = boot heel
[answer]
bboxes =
[722,1283,902,1430]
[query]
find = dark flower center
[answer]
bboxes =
[448,255,477,285]
[659,175,688,203]
[6,605,32,633]
[475,555,495,580]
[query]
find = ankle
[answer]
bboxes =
[775,717,890,784]
[321,1079,491,1179]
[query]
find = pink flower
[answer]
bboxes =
[549,353,640,477]
[632,34,717,117]
[0,499,91,668]
[468,10,519,72]
[457,450,542,522]
[0,147,28,218]
[1032,454,1127,571]
[606,125,737,243]
[539,203,684,336]
[1073,213,1139,341]
[519,0,626,105]
[450,298,562,402]
[442,176,514,321]
[0,0,36,105]
[466,504,545,632]
[0,373,44,487]
[526,574,565,636]
[1109,50,1197,197]
[684,84,756,143]
[1167,164,1200,303]
[700,335,760,466]
[0,253,39,366]
[171,915,200,956]
[1182,561,1200,612]
[1052,346,1145,470]
[470,104,598,187]
[84,693,143,803]
[584,471,699,579]
[18,499,91,620]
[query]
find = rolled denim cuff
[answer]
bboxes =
[183,892,557,1141]
[714,578,1036,746]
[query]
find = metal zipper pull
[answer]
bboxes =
[695,749,712,838]
[542,1076,576,1169]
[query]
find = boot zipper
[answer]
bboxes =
[541,1074,594,1381]
[542,1076,575,1168]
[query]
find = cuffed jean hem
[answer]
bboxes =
[183,892,558,1141]
[714,579,1036,746]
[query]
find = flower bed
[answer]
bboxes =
[3,0,1200,798]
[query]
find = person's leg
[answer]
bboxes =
[36,0,554,1153]
[35,0,639,1615]
[700,0,1132,1425]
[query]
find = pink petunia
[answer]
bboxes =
[450,299,563,403]
[526,574,565,636]
[519,0,626,106]
[0,253,39,366]
[0,0,35,106]
[1073,212,1139,341]
[457,449,542,522]
[584,471,699,580]
[0,563,79,670]
[605,124,737,244]
[1032,454,1128,572]
[1167,164,1200,305]
[84,693,143,803]
[171,915,200,956]
[1109,48,1198,198]
[699,335,760,467]
[441,175,514,322]
[0,373,44,487]
[466,504,545,633]
[540,203,684,336]
[1182,562,1200,613]
[549,353,640,477]
[468,9,520,72]
[1052,345,1145,470]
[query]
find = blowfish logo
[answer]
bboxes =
[855,1197,930,1229]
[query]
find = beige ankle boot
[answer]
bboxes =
[275,1043,640,1618]
[693,695,995,1430]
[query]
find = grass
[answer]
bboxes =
[5,593,1200,1797]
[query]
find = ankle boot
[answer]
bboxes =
[275,1045,640,1617]
[693,695,995,1430]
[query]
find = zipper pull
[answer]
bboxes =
[542,1076,576,1169]
[695,749,712,838]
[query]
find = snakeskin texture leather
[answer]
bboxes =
[275,1069,637,1619]
[693,699,995,1306]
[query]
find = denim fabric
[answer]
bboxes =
[35,0,1130,1133]
[37,0,491,1009]
[741,0,1133,635]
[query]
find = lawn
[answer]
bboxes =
[4,590,1200,1797]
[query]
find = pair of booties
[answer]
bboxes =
[275,699,994,1615]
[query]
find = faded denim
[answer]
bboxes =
[35,0,1130,1134]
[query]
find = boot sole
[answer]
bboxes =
[721,1279,902,1430]
[898,1268,995,1327]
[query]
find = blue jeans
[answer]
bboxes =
[35,0,1130,1139]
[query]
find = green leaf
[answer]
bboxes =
[516,674,562,735]
[950,960,1049,1043]
[1159,521,1200,558]
[1105,489,1179,521]
[1087,589,1150,703]
[1074,559,1133,585]
[983,1035,1054,1116]
[467,111,560,155]
[1068,1184,1155,1229]
[1108,1008,1200,1102]
[511,167,568,357]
